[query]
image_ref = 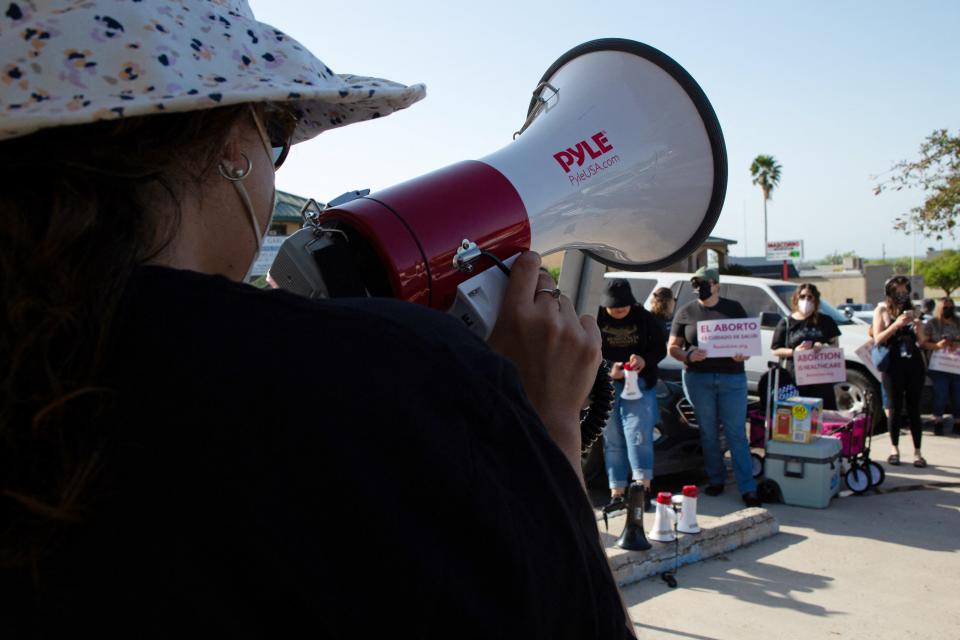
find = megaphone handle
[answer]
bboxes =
[448,260,614,453]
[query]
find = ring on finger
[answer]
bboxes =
[535,287,562,299]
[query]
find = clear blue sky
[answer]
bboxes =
[250,0,960,261]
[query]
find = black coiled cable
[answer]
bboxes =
[579,360,614,453]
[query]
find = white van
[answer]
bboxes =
[603,271,881,419]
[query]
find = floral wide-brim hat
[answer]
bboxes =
[0,0,426,142]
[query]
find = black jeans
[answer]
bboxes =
[882,357,925,450]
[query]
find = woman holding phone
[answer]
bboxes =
[872,276,928,467]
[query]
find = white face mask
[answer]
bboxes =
[798,299,815,316]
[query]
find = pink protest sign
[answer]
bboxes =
[696,318,763,358]
[929,349,960,375]
[794,347,846,386]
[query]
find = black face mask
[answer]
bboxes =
[895,292,911,306]
[944,306,955,318]
[696,282,713,301]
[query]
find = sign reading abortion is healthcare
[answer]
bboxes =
[697,318,763,358]
[794,347,846,386]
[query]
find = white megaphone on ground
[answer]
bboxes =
[648,491,677,543]
[270,38,727,338]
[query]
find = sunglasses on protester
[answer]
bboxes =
[260,106,299,169]
[266,108,298,169]
[798,294,816,301]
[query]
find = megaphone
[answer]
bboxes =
[271,38,726,339]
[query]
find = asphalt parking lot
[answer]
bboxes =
[615,428,960,639]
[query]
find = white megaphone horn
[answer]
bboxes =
[271,38,727,338]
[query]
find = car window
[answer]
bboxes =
[624,278,656,306]
[720,283,783,318]
[675,281,697,310]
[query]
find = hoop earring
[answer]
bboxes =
[218,152,253,182]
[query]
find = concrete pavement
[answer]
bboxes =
[616,428,960,639]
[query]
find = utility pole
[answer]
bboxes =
[911,220,917,277]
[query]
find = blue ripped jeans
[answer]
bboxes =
[682,370,756,495]
[603,379,658,489]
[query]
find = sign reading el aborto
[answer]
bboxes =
[794,347,846,386]
[697,318,763,358]
[929,349,960,375]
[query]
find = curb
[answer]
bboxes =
[603,507,779,587]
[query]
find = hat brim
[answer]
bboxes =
[0,4,425,142]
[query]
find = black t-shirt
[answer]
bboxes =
[6,266,632,639]
[771,314,842,354]
[597,305,667,388]
[670,298,748,374]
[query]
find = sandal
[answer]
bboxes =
[887,454,900,465]
[914,456,927,468]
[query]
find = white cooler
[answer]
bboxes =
[764,437,841,508]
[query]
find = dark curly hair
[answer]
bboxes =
[0,105,248,572]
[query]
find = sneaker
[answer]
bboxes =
[704,484,724,497]
[742,492,762,508]
[604,495,626,512]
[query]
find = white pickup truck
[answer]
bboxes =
[604,271,882,420]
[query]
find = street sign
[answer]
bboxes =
[250,235,287,277]
[766,240,803,261]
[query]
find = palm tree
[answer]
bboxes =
[750,155,782,254]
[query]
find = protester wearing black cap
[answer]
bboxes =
[667,267,760,507]
[597,279,667,508]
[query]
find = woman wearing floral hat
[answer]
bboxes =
[0,2,632,636]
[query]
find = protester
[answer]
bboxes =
[597,279,667,510]
[668,267,760,507]
[0,2,634,636]
[872,276,928,467]
[922,298,960,435]
[770,284,842,409]
[650,286,676,335]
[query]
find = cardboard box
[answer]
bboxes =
[772,397,823,444]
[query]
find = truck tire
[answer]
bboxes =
[834,367,885,433]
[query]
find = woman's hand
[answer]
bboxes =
[936,338,950,350]
[610,362,625,380]
[795,340,813,352]
[688,348,708,362]
[488,252,601,477]
[732,353,749,362]
[628,354,646,372]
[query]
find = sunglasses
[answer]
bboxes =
[252,105,298,170]
[691,279,713,288]
[798,294,816,301]
[265,107,298,169]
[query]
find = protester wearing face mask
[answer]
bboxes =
[923,298,960,435]
[770,284,841,409]
[668,267,759,507]
[873,276,928,467]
